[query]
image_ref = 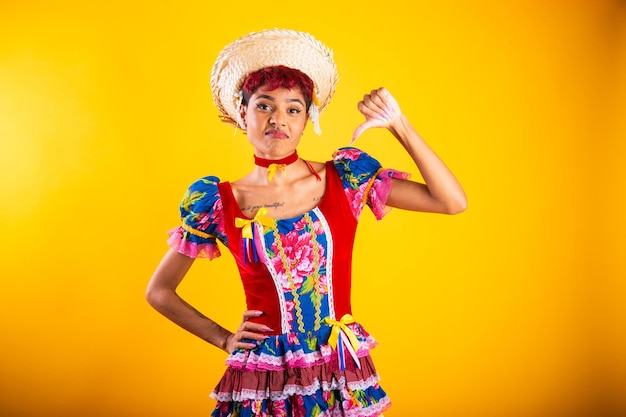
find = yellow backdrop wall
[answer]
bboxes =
[1,1,625,416]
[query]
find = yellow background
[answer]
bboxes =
[1,1,625,416]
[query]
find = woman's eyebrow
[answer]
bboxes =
[257,94,304,106]
[287,98,305,106]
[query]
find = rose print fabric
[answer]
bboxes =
[167,148,409,417]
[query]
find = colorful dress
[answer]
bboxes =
[168,147,409,417]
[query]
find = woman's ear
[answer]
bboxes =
[237,104,247,129]
[239,105,247,129]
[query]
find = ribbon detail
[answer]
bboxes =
[235,207,274,239]
[267,163,286,182]
[324,314,361,370]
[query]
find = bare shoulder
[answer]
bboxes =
[301,159,326,176]
[229,174,257,202]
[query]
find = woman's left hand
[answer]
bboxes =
[351,87,402,144]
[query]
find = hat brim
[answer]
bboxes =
[210,29,338,128]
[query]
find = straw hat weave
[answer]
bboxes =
[210,29,338,128]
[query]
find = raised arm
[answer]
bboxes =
[352,88,467,214]
[146,248,269,353]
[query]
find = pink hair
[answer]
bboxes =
[241,65,314,110]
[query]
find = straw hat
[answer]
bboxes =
[210,29,338,129]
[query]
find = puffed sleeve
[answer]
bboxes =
[167,176,227,259]
[332,147,410,220]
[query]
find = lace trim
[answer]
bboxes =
[369,168,411,220]
[211,374,382,402]
[259,224,291,334]
[344,398,391,417]
[211,395,391,417]
[304,212,323,330]
[313,207,336,321]
[227,345,331,370]
[226,332,378,371]
[272,224,307,332]
[211,396,391,417]
[167,227,220,259]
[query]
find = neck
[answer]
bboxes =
[254,150,299,168]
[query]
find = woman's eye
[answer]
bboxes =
[256,103,271,111]
[288,108,302,114]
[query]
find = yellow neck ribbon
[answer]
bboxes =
[267,163,287,181]
[235,207,274,239]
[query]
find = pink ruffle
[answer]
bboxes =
[369,168,411,220]
[226,331,378,372]
[167,227,221,259]
[211,358,383,402]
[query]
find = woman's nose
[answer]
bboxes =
[270,112,285,127]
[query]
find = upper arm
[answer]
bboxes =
[385,178,440,212]
[147,248,196,294]
[386,178,466,214]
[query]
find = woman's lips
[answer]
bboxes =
[265,129,289,139]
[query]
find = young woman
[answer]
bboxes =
[147,29,466,417]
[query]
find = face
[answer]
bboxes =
[240,86,308,158]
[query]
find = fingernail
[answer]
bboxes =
[254,311,264,316]
[262,325,273,331]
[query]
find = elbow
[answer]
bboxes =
[145,283,169,310]
[443,195,468,215]
[145,285,159,308]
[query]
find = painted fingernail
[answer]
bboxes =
[262,325,273,331]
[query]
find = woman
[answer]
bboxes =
[147,29,466,417]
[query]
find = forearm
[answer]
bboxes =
[146,287,232,352]
[388,115,467,213]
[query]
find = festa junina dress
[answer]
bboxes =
[168,147,409,417]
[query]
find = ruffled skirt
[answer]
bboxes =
[210,323,390,417]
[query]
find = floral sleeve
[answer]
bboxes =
[167,176,227,259]
[332,147,410,220]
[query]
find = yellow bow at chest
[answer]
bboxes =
[235,207,274,239]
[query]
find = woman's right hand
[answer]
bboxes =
[225,310,273,354]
